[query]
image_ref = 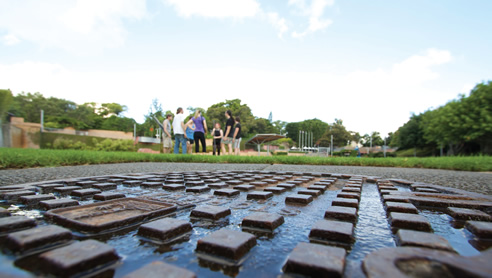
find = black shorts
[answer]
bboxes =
[188,139,194,144]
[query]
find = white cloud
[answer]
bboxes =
[289,0,334,38]
[164,0,288,38]
[0,49,453,136]
[266,12,288,38]
[391,49,452,83]
[0,0,147,53]
[164,0,261,19]
[2,34,20,45]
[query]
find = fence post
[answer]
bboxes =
[40,110,44,133]
[330,135,333,157]
[384,137,386,158]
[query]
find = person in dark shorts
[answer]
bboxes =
[192,110,207,153]
[221,110,234,155]
[212,122,223,155]
[232,116,242,155]
[185,119,195,154]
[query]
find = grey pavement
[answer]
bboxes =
[1,162,491,195]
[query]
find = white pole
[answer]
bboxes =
[384,137,386,158]
[301,131,304,151]
[330,134,333,157]
[307,131,309,150]
[308,131,310,149]
[40,110,44,133]
[368,135,372,155]
[303,130,305,151]
[298,130,300,150]
[311,132,313,148]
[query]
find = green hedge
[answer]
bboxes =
[41,133,162,152]
[1,148,491,171]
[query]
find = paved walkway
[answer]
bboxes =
[1,162,491,195]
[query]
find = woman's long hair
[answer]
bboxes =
[194,110,201,119]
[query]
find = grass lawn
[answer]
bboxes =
[1,148,491,171]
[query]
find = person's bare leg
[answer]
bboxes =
[228,144,233,155]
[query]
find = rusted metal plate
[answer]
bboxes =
[44,197,176,233]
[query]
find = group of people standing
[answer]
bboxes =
[212,110,241,156]
[162,108,241,155]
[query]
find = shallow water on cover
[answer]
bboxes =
[0,174,484,277]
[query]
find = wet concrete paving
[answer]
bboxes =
[0,169,491,277]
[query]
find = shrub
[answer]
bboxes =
[333,150,358,157]
[368,152,396,158]
[93,138,135,152]
[53,138,78,150]
[395,148,435,157]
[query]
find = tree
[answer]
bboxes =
[100,115,136,132]
[285,122,300,142]
[317,137,331,147]
[459,82,492,153]
[351,132,362,145]
[249,117,276,135]
[0,89,13,147]
[361,132,384,147]
[299,119,329,143]
[6,92,131,130]
[9,92,77,123]
[275,138,294,149]
[71,103,102,129]
[286,119,329,147]
[421,82,492,155]
[206,99,255,136]
[319,119,352,148]
[139,98,166,137]
[0,89,13,120]
[396,113,430,149]
[99,103,127,117]
[187,106,206,116]
[391,81,492,155]
[386,132,395,147]
[389,130,400,147]
[272,120,287,135]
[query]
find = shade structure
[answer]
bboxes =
[246,134,286,156]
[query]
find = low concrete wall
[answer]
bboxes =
[5,118,41,149]
[88,129,133,140]
[4,117,135,149]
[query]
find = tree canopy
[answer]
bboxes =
[318,119,353,148]
[392,81,492,155]
[8,92,136,132]
[0,89,13,121]
[7,80,491,155]
[206,99,255,135]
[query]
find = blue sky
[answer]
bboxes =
[1,0,491,137]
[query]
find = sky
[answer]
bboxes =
[1,0,491,137]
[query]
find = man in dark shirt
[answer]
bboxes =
[222,110,234,155]
[232,116,242,155]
